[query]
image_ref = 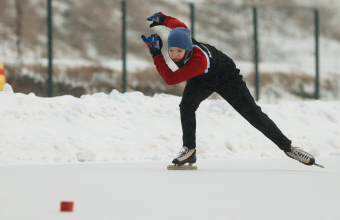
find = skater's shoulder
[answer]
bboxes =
[186,47,208,66]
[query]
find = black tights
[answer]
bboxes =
[179,71,292,151]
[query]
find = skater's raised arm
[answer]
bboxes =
[153,49,207,85]
[142,12,209,85]
[141,34,207,85]
[147,12,188,29]
[163,16,188,29]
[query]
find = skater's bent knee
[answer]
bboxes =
[180,103,199,113]
[180,100,199,110]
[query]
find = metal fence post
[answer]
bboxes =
[0,26,2,59]
[122,1,127,93]
[253,7,259,101]
[47,0,53,97]
[314,9,320,99]
[190,3,195,39]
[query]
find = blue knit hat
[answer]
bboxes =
[167,28,193,51]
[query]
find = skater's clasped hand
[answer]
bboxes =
[147,12,166,27]
[141,34,163,58]
[142,12,166,57]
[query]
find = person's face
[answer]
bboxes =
[168,47,185,62]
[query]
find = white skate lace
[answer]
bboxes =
[176,147,189,159]
[291,147,310,163]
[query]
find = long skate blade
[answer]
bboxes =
[167,164,197,170]
[314,163,325,168]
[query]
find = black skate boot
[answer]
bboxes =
[172,146,196,166]
[284,146,324,168]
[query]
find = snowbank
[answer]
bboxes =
[0,83,339,164]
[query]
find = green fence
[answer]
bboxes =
[0,0,339,102]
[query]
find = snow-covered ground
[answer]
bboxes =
[1,83,340,219]
[1,83,339,164]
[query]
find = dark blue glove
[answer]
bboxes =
[147,12,166,28]
[141,34,163,58]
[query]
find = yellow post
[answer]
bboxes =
[0,61,6,91]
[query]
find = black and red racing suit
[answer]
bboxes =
[152,16,292,151]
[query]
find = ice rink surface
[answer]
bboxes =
[1,157,339,220]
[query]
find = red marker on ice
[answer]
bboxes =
[60,201,73,212]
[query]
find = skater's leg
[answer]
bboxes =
[180,79,214,149]
[216,70,291,151]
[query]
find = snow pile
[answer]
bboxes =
[76,150,96,162]
[0,83,339,164]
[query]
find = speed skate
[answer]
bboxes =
[167,163,197,170]
[169,147,197,170]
